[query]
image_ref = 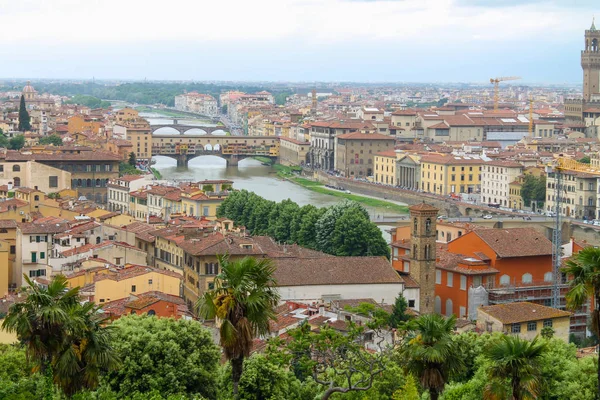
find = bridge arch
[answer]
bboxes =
[182,128,208,135]
[152,126,180,135]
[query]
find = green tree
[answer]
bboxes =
[579,156,591,164]
[128,152,136,166]
[39,134,63,146]
[18,95,31,132]
[331,207,390,258]
[2,275,119,397]
[315,200,368,254]
[388,294,411,329]
[0,344,52,400]
[9,135,26,150]
[521,175,545,208]
[202,184,214,192]
[197,255,280,398]
[483,335,546,400]
[399,314,464,400]
[392,374,420,400]
[287,322,391,400]
[0,134,8,148]
[119,162,141,176]
[295,205,324,249]
[563,246,600,395]
[106,315,220,399]
[64,95,111,109]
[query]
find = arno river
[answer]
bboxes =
[143,111,404,240]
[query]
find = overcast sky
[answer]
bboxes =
[0,0,597,83]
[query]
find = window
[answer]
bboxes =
[527,322,537,331]
[472,276,482,287]
[147,310,156,316]
[436,269,442,284]
[413,218,418,234]
[500,274,510,286]
[511,323,521,333]
[148,279,153,285]
[544,272,553,282]
[40,252,45,260]
[447,272,453,287]
[543,320,553,328]
[403,261,410,272]
[445,299,453,316]
[460,275,467,290]
[49,176,58,188]
[131,285,136,293]
[12,165,20,172]
[203,206,209,216]
[459,306,466,318]
[522,273,532,284]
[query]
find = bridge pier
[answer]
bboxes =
[176,154,188,168]
[226,155,239,167]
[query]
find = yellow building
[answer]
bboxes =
[74,264,182,304]
[477,302,571,343]
[180,184,230,220]
[129,190,149,221]
[153,227,186,273]
[67,115,104,135]
[0,220,17,292]
[420,154,482,195]
[279,138,310,167]
[374,150,397,185]
[0,239,10,297]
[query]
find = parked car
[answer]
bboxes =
[483,215,493,219]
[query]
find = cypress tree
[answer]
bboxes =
[18,95,31,132]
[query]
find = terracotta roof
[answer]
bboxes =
[0,219,18,228]
[375,150,397,158]
[126,291,186,310]
[272,256,401,286]
[0,199,28,212]
[473,228,552,258]
[19,221,70,234]
[409,203,439,212]
[118,175,144,182]
[478,302,571,324]
[336,132,394,141]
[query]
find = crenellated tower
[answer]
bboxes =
[582,18,600,102]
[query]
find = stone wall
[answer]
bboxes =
[313,172,461,217]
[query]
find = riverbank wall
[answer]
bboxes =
[312,172,461,217]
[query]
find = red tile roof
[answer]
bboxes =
[479,302,571,324]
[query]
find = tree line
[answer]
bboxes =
[216,190,390,258]
[4,248,600,400]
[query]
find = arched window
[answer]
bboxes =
[544,272,553,282]
[130,310,136,315]
[434,296,441,314]
[522,273,533,284]
[445,299,453,317]
[413,218,418,234]
[77,179,82,187]
[12,165,20,172]
[425,218,431,234]
[413,244,417,258]
[96,237,101,244]
[147,310,156,316]
[424,244,431,260]
[500,274,510,286]
[34,195,39,201]
[13,177,20,187]
[86,179,92,187]
[96,179,101,187]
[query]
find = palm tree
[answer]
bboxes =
[2,275,119,396]
[563,246,600,395]
[399,314,463,400]
[197,255,280,398]
[483,335,546,400]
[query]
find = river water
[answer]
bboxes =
[144,112,404,240]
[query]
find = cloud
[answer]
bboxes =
[0,0,594,82]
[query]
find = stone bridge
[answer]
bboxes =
[151,120,227,135]
[152,134,279,167]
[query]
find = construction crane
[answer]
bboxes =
[528,97,534,136]
[489,76,521,112]
[546,157,600,308]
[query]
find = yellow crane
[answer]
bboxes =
[489,76,521,112]
[528,97,534,136]
[546,156,600,308]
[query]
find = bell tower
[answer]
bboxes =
[582,18,600,102]
[409,203,438,314]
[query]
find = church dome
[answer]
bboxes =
[22,81,36,94]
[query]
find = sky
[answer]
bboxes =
[0,0,597,83]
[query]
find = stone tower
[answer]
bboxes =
[409,202,438,314]
[311,89,317,116]
[582,18,600,102]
